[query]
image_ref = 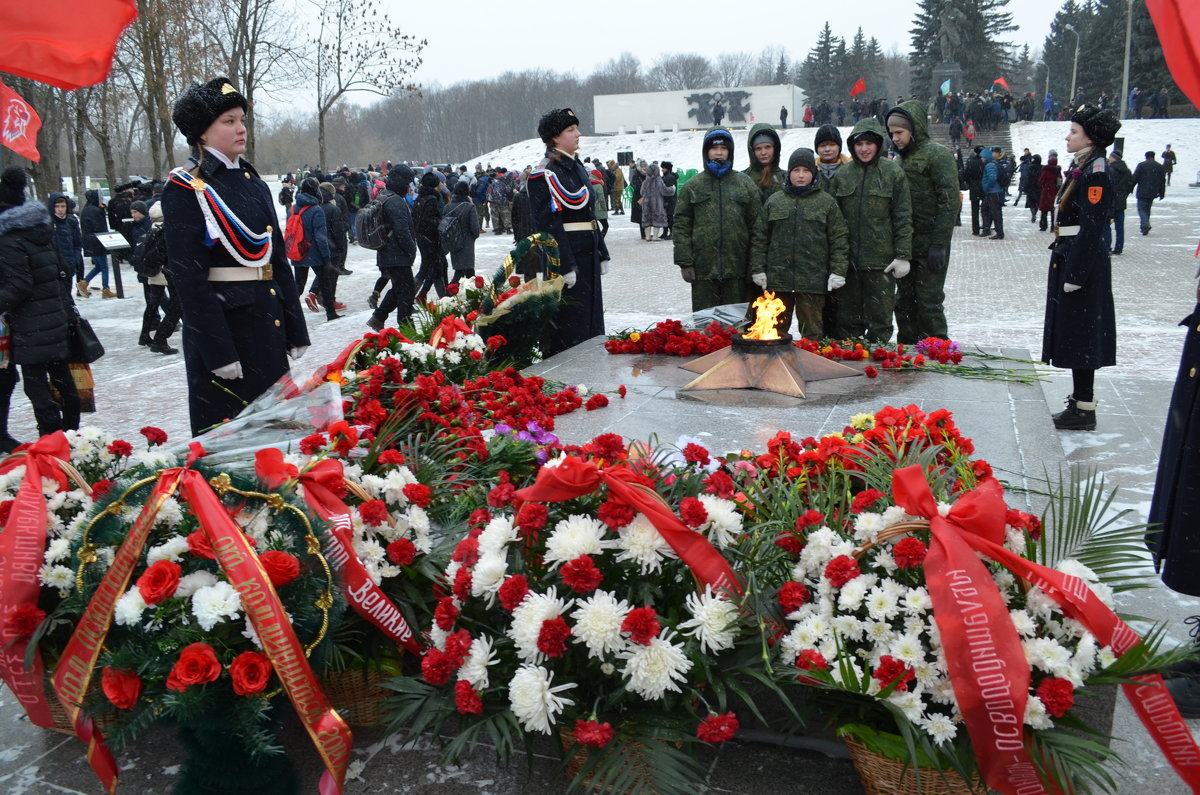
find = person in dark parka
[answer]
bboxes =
[528,108,610,357]
[448,180,482,282]
[1040,105,1120,431]
[47,192,84,290]
[162,78,310,437]
[366,165,418,331]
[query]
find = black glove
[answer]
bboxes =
[680,267,696,284]
[926,245,948,272]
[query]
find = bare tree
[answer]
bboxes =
[586,52,646,95]
[752,46,788,85]
[647,53,717,91]
[715,52,754,88]
[310,0,424,167]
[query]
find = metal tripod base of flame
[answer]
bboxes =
[679,334,861,398]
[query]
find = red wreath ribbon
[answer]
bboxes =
[255,450,423,655]
[512,455,741,595]
[0,432,78,730]
[55,464,352,794]
[891,465,1200,794]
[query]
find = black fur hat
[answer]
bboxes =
[1069,105,1121,148]
[172,78,249,146]
[0,167,27,209]
[538,108,579,144]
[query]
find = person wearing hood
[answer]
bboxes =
[528,107,611,357]
[162,78,310,436]
[660,162,678,239]
[0,167,80,449]
[1041,105,1121,432]
[413,171,449,301]
[288,177,334,316]
[886,101,960,344]
[638,162,673,241]
[608,159,626,215]
[308,182,347,320]
[629,159,647,236]
[1104,150,1133,254]
[47,192,85,295]
[447,180,482,282]
[749,148,849,339]
[828,117,913,342]
[1038,150,1061,232]
[673,127,761,312]
[367,164,419,331]
[743,123,785,203]
[80,189,115,298]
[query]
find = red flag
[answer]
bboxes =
[849,78,866,97]
[992,77,1010,92]
[0,81,42,163]
[1146,0,1200,108]
[0,1,137,90]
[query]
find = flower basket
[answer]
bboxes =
[843,735,985,795]
[320,667,390,727]
[557,725,668,792]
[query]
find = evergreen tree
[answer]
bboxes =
[910,0,1016,98]
[800,23,842,102]
[1078,0,1126,102]
[1012,44,1036,96]
[1039,0,1089,110]
[1129,0,1180,111]
[909,0,942,98]
[775,54,789,84]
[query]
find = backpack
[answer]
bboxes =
[356,191,393,250]
[284,204,311,261]
[438,205,470,255]
[278,185,293,206]
[131,225,167,279]
[997,160,1014,189]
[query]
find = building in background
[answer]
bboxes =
[594,85,807,134]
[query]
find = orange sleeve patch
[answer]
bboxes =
[1087,186,1103,204]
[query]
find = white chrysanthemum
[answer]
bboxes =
[1024,587,1054,619]
[679,587,738,653]
[831,658,865,688]
[866,587,901,621]
[696,495,742,549]
[793,613,830,648]
[1056,559,1098,582]
[381,467,419,505]
[619,630,693,700]
[543,514,611,568]
[992,568,1017,597]
[354,538,387,566]
[134,449,176,470]
[853,512,885,543]
[114,589,147,627]
[176,570,218,598]
[1004,527,1028,555]
[476,516,516,559]
[571,589,631,659]
[930,678,958,706]
[458,634,498,689]
[39,564,74,590]
[508,665,575,734]
[615,513,678,574]
[1024,695,1053,729]
[921,712,959,745]
[891,633,925,666]
[936,501,952,517]
[191,581,242,631]
[838,577,871,611]
[1009,609,1037,637]
[1090,580,1115,608]
[832,614,865,642]
[508,588,572,664]
[1097,646,1118,668]
[240,508,271,544]
[471,552,510,605]
[147,536,190,564]
[865,620,893,644]
[879,505,908,526]
[805,526,838,555]
[903,587,931,615]
[888,690,925,722]
[1025,637,1072,676]
[44,538,71,565]
[873,548,897,575]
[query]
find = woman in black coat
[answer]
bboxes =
[1040,106,1121,431]
[527,108,610,358]
[412,172,448,302]
[0,168,80,448]
[162,78,310,437]
[1023,154,1042,222]
[367,165,418,331]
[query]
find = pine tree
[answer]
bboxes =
[909,0,942,98]
[1078,0,1126,102]
[1129,0,1181,112]
[800,23,842,102]
[1039,0,1089,111]
[1011,44,1036,95]
[775,54,789,84]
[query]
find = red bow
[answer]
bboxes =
[434,316,472,348]
[1,430,71,489]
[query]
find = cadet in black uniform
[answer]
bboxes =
[163,78,310,436]
[1040,105,1121,431]
[527,108,610,358]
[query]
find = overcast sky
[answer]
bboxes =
[391,0,1061,88]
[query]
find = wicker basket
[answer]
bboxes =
[558,727,663,792]
[320,668,389,727]
[844,735,986,795]
[45,686,113,736]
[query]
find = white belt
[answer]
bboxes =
[208,264,273,282]
[562,221,598,232]
[1054,225,1080,238]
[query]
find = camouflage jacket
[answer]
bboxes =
[887,100,960,254]
[829,118,913,270]
[749,187,848,293]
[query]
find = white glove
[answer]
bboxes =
[827,274,846,291]
[751,272,768,289]
[884,259,911,279]
[1063,283,1082,293]
[288,346,308,360]
[213,361,243,380]
[601,260,609,276]
[563,270,578,288]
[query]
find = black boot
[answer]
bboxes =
[1052,395,1097,431]
[149,339,179,355]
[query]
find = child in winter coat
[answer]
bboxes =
[749,148,849,338]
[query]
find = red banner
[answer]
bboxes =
[255,449,424,656]
[0,1,137,90]
[513,455,742,595]
[0,80,42,163]
[891,466,1200,794]
[0,432,75,729]
[1146,0,1200,109]
[849,78,866,97]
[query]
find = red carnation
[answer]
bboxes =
[498,574,530,612]
[621,606,660,646]
[597,499,635,530]
[679,497,708,529]
[434,597,460,631]
[444,629,473,665]
[618,385,627,399]
[229,650,272,696]
[421,648,456,686]
[260,550,300,588]
[107,439,132,457]
[376,449,406,466]
[682,443,711,466]
[1036,677,1075,717]
[452,565,473,601]
[796,649,828,671]
[90,481,114,500]
[486,335,507,352]
[873,655,915,692]
[139,426,168,446]
[775,534,803,555]
[777,582,811,613]
[892,537,927,569]
[6,603,45,638]
[359,499,390,527]
[454,680,483,714]
[823,555,861,588]
[469,350,483,361]
[299,433,327,455]
[696,711,739,743]
[387,538,417,566]
[796,509,824,529]
[590,433,626,462]
[850,488,885,514]
[487,481,515,508]
[515,502,549,535]
[585,393,609,411]
[702,470,735,499]
[403,483,433,508]
[561,555,603,593]
[864,365,878,378]
[137,559,181,604]
[574,719,614,748]
[474,275,486,288]
[537,616,572,658]
[446,282,460,296]
[101,667,142,709]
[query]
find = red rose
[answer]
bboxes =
[260,550,300,588]
[166,643,222,692]
[696,711,739,743]
[1036,677,1075,717]
[892,537,927,569]
[446,282,461,296]
[777,582,811,613]
[359,499,390,527]
[498,574,530,612]
[537,616,572,658]
[454,680,483,714]
[823,555,861,588]
[137,560,182,604]
[139,426,168,446]
[387,538,417,566]
[101,667,142,709]
[403,483,432,508]
[796,649,828,671]
[434,597,460,631]
[872,655,914,692]
[679,497,708,528]
[574,719,614,748]
[187,529,216,560]
[621,606,660,646]
[585,393,609,411]
[229,650,272,696]
[474,275,485,288]
[597,499,635,530]
[6,603,45,638]
[561,555,603,594]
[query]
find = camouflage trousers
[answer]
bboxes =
[832,269,896,343]
[894,254,949,344]
[691,277,750,314]
[476,202,490,227]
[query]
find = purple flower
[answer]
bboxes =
[516,431,535,443]
[494,423,513,436]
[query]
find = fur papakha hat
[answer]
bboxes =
[172,78,249,146]
[1069,105,1121,149]
[538,108,579,144]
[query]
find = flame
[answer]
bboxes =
[743,291,785,340]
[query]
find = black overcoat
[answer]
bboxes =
[162,153,310,436]
[0,204,73,365]
[1040,153,1116,370]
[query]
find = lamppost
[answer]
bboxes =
[1065,24,1081,106]
[1037,60,1050,99]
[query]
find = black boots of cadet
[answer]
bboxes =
[1052,395,1097,431]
